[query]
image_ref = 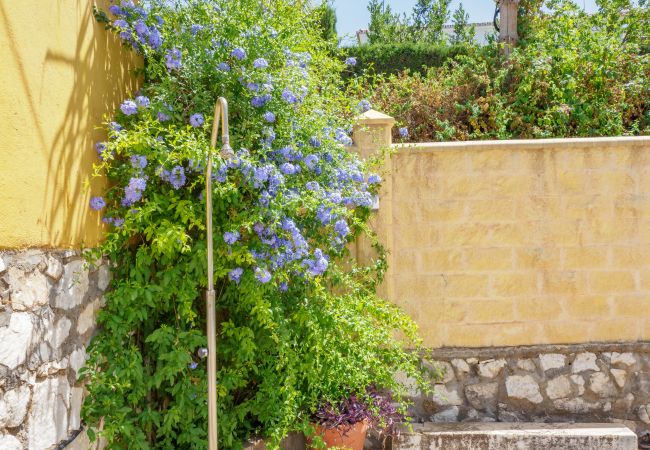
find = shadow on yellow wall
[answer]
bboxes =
[0,0,140,249]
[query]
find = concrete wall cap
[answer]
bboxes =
[393,135,650,152]
[355,109,395,125]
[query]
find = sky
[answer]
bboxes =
[333,0,599,44]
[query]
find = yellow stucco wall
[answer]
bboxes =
[354,113,650,348]
[0,0,139,249]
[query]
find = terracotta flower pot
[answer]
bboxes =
[309,420,369,450]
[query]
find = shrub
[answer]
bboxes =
[347,46,508,142]
[352,0,649,142]
[82,1,429,449]
[340,42,469,77]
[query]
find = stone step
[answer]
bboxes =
[393,423,638,450]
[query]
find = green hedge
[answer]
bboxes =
[340,43,469,76]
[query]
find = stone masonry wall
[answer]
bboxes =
[407,342,650,436]
[0,250,108,450]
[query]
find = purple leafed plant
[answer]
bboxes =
[313,388,403,436]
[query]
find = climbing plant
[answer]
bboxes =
[82,1,428,449]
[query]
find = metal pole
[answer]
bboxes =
[206,97,232,450]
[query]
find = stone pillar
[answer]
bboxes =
[0,250,109,449]
[499,0,520,56]
[352,109,395,300]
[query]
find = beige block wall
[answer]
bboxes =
[354,115,650,348]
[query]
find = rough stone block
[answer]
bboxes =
[53,260,89,310]
[77,298,100,335]
[589,372,617,398]
[478,359,507,379]
[69,347,87,379]
[0,435,22,450]
[505,375,543,404]
[570,374,586,395]
[429,361,454,384]
[97,264,111,291]
[393,423,638,450]
[0,313,34,369]
[465,382,498,411]
[572,352,599,373]
[451,359,470,377]
[546,375,572,400]
[610,352,637,368]
[611,369,627,388]
[28,375,71,450]
[70,387,84,430]
[638,405,650,425]
[516,359,537,372]
[432,406,459,422]
[0,385,30,428]
[395,371,420,398]
[539,353,566,372]
[432,384,463,407]
[7,267,49,311]
[45,255,64,281]
[46,316,72,349]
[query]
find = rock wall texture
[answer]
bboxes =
[408,343,650,436]
[0,250,108,450]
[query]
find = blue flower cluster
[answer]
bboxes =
[189,113,204,127]
[130,154,147,169]
[120,100,138,116]
[110,1,163,51]
[201,140,376,284]
[223,231,240,245]
[122,177,147,207]
[90,196,106,211]
[357,99,372,113]
[102,216,125,228]
[166,48,182,70]
[158,165,187,190]
[93,10,382,291]
[95,142,114,161]
[231,47,247,60]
